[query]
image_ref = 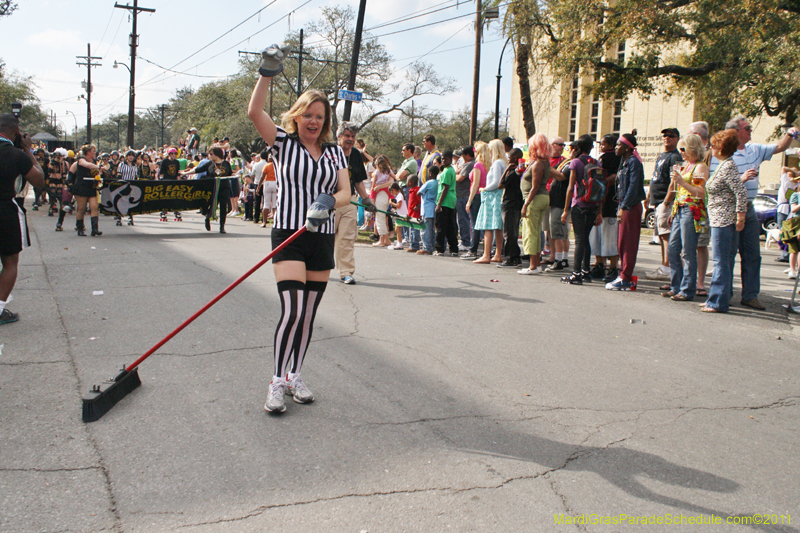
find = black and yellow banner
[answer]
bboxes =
[99,178,235,216]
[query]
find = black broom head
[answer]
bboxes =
[82,367,141,423]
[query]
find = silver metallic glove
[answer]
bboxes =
[305,193,336,232]
[259,44,290,77]
[360,197,377,213]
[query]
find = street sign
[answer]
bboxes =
[338,89,363,103]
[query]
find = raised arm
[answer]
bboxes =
[247,76,278,147]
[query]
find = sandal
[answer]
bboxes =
[696,288,708,297]
[660,284,671,291]
[671,294,690,301]
[661,291,674,298]
[701,306,718,313]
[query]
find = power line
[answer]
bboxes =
[138,56,236,79]
[138,1,312,88]
[136,0,278,88]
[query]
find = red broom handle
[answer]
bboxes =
[125,226,307,372]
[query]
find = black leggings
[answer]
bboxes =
[273,280,327,378]
[571,205,598,273]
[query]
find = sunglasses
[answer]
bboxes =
[663,134,678,139]
[553,142,565,147]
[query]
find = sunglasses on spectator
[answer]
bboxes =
[663,134,678,138]
[553,142,565,146]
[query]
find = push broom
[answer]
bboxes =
[82,226,307,422]
[350,201,426,230]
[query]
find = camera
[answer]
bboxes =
[11,102,22,118]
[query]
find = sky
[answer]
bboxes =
[0,0,514,136]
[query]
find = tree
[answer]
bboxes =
[505,0,800,132]
[499,0,541,139]
[0,60,58,137]
[0,1,17,18]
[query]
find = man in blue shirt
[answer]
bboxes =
[709,115,799,310]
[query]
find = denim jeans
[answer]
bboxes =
[422,217,435,253]
[706,224,739,312]
[738,204,761,301]
[777,211,789,260]
[668,205,700,299]
[456,197,471,247]
[469,195,482,253]
[409,227,420,250]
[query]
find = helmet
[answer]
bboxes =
[125,150,136,158]
[167,148,178,155]
[100,152,110,158]
[111,150,120,156]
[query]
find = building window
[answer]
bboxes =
[612,99,623,135]
[590,98,599,139]
[569,76,579,141]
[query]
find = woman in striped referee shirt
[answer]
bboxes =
[248,62,350,414]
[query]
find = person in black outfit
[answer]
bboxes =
[0,114,45,325]
[195,147,231,233]
[498,148,524,267]
[69,144,103,236]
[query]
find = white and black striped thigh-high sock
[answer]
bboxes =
[273,280,305,378]
[289,280,327,375]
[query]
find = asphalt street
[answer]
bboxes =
[1,204,799,533]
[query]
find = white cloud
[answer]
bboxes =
[25,29,83,50]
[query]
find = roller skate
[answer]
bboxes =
[31,203,39,211]
[159,211,168,222]
[115,216,122,227]
[127,216,134,226]
[174,212,182,222]
[55,223,63,232]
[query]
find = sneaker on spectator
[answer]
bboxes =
[458,244,470,252]
[342,275,356,285]
[264,378,287,412]
[287,374,314,404]
[460,252,477,260]
[606,278,632,291]
[517,266,543,275]
[498,259,521,268]
[392,242,404,250]
[645,267,671,280]
[603,267,619,283]
[589,263,605,279]
[433,251,444,256]
[545,260,564,272]
[0,308,19,325]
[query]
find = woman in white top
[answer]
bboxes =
[248,50,350,414]
[472,139,507,264]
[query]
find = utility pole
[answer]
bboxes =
[115,0,155,149]
[76,44,101,144]
[410,100,415,142]
[296,29,304,100]
[343,0,367,122]
[470,0,482,145]
[158,104,168,148]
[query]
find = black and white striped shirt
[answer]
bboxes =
[116,162,138,181]
[270,127,346,234]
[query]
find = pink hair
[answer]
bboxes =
[528,133,551,159]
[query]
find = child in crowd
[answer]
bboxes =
[369,155,395,200]
[406,175,422,252]
[417,166,440,255]
[388,182,407,249]
[434,150,459,256]
[242,175,256,221]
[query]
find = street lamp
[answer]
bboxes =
[65,110,78,146]
[495,37,511,140]
[113,60,135,149]
[470,2,500,144]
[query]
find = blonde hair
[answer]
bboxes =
[280,90,332,145]
[488,139,506,164]
[677,133,705,163]
[474,141,490,167]
[80,144,96,156]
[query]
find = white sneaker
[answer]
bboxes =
[789,270,798,280]
[287,374,314,404]
[392,242,404,250]
[458,244,469,252]
[264,378,287,412]
[645,268,670,281]
[784,268,793,274]
[517,266,543,275]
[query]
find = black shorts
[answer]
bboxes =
[271,228,335,271]
[0,199,29,256]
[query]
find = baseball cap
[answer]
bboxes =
[661,128,680,137]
